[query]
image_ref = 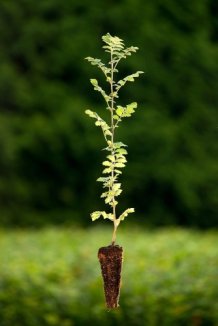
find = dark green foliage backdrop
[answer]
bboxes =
[0,0,218,227]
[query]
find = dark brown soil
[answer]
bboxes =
[98,245,123,309]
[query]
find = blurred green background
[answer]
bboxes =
[0,0,218,228]
[0,227,217,326]
[0,1,218,325]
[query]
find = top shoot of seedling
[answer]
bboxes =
[85,33,143,244]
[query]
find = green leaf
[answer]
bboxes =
[90,79,98,86]
[85,109,96,118]
[102,178,114,188]
[115,189,122,197]
[85,57,102,66]
[115,163,125,168]
[115,169,122,174]
[91,210,114,221]
[85,110,111,138]
[123,71,144,83]
[104,129,112,136]
[102,212,114,221]
[115,71,144,94]
[126,76,134,82]
[103,167,112,174]
[91,211,103,221]
[119,208,135,221]
[102,33,124,50]
[96,177,109,182]
[107,155,115,162]
[112,183,121,191]
[102,161,111,166]
[116,148,128,155]
[101,192,108,198]
[125,102,137,117]
[117,80,125,86]
[116,157,127,163]
[114,142,127,149]
[105,196,113,204]
[116,106,124,117]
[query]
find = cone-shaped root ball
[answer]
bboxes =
[98,245,123,309]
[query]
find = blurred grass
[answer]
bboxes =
[0,226,217,325]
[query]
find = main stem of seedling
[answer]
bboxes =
[110,49,117,246]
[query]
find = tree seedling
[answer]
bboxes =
[85,33,143,308]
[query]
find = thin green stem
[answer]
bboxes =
[110,48,117,245]
[111,224,117,245]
